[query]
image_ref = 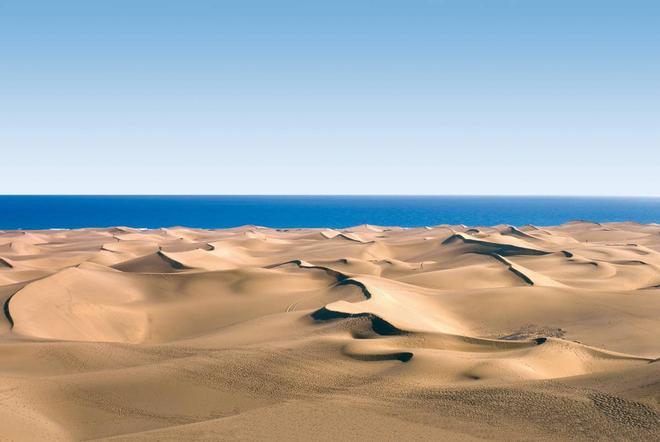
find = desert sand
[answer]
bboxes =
[0,222,659,440]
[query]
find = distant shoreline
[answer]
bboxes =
[1,195,659,230]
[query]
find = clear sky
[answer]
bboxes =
[1,0,658,195]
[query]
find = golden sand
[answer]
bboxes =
[0,222,659,440]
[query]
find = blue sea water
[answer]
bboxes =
[0,196,659,230]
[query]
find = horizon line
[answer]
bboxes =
[1,194,660,199]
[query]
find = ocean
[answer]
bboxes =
[0,196,659,230]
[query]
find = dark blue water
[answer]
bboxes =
[1,196,659,230]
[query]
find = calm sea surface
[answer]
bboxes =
[1,196,659,230]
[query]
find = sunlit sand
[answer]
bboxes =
[1,222,659,439]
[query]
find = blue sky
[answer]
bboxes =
[1,0,658,195]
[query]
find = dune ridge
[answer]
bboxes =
[0,222,659,440]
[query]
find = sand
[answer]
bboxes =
[0,222,659,440]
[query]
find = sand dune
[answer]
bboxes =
[0,222,659,440]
